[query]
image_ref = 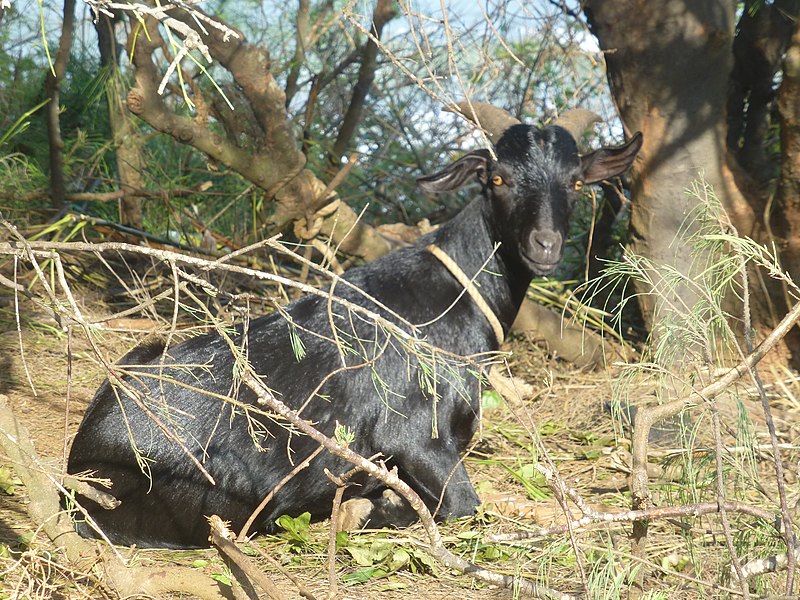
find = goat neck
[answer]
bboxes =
[427,198,532,340]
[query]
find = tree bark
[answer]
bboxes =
[96,14,146,229]
[581,2,754,591]
[583,1,754,337]
[44,0,76,212]
[124,9,396,260]
[727,0,799,184]
[775,22,800,281]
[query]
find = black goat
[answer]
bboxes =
[67,103,642,548]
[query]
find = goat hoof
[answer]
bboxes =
[381,489,403,507]
[337,498,373,531]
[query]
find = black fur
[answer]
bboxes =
[67,123,641,548]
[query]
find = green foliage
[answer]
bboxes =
[288,323,307,361]
[455,531,510,563]
[585,538,642,600]
[334,421,356,446]
[339,535,437,585]
[275,512,312,551]
[0,467,21,495]
[506,462,550,501]
[209,568,233,587]
[481,388,504,410]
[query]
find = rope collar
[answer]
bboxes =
[426,244,505,346]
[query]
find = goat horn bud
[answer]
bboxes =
[552,109,602,142]
[446,101,522,141]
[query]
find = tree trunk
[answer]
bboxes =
[776,23,800,281]
[727,0,799,184]
[582,3,752,591]
[96,14,146,229]
[44,0,76,212]
[583,1,755,337]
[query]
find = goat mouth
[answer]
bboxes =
[524,257,559,275]
[521,250,560,275]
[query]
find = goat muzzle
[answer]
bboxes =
[523,229,563,274]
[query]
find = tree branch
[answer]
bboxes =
[330,0,398,162]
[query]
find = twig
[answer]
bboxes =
[741,545,800,580]
[484,500,780,543]
[237,445,324,542]
[12,257,37,396]
[209,515,282,600]
[245,542,318,600]
[627,297,800,595]
[238,369,573,600]
[0,237,426,347]
[629,297,800,512]
[60,474,120,510]
[324,468,351,600]
[323,462,369,599]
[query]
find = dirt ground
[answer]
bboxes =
[1,278,799,599]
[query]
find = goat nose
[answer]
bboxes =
[531,230,561,253]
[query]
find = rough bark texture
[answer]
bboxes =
[727,0,800,183]
[776,22,800,280]
[97,15,146,229]
[583,1,754,333]
[581,2,753,591]
[44,0,76,212]
[124,11,395,260]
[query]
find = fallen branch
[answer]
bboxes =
[741,545,800,580]
[627,298,800,594]
[209,515,282,600]
[245,542,318,600]
[0,394,229,600]
[484,500,779,543]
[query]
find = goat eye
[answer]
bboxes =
[491,175,504,187]
[573,180,584,192]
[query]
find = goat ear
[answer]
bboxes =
[417,149,492,193]
[580,132,643,185]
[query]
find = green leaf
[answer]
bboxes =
[275,512,311,546]
[345,540,394,566]
[481,545,504,560]
[481,389,504,410]
[210,573,232,587]
[335,530,349,548]
[579,448,602,460]
[0,467,21,495]
[513,463,549,500]
[288,324,306,361]
[388,547,411,571]
[335,422,356,446]
[538,421,563,435]
[407,547,437,574]
[342,566,387,584]
[191,559,209,568]
[16,533,33,550]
